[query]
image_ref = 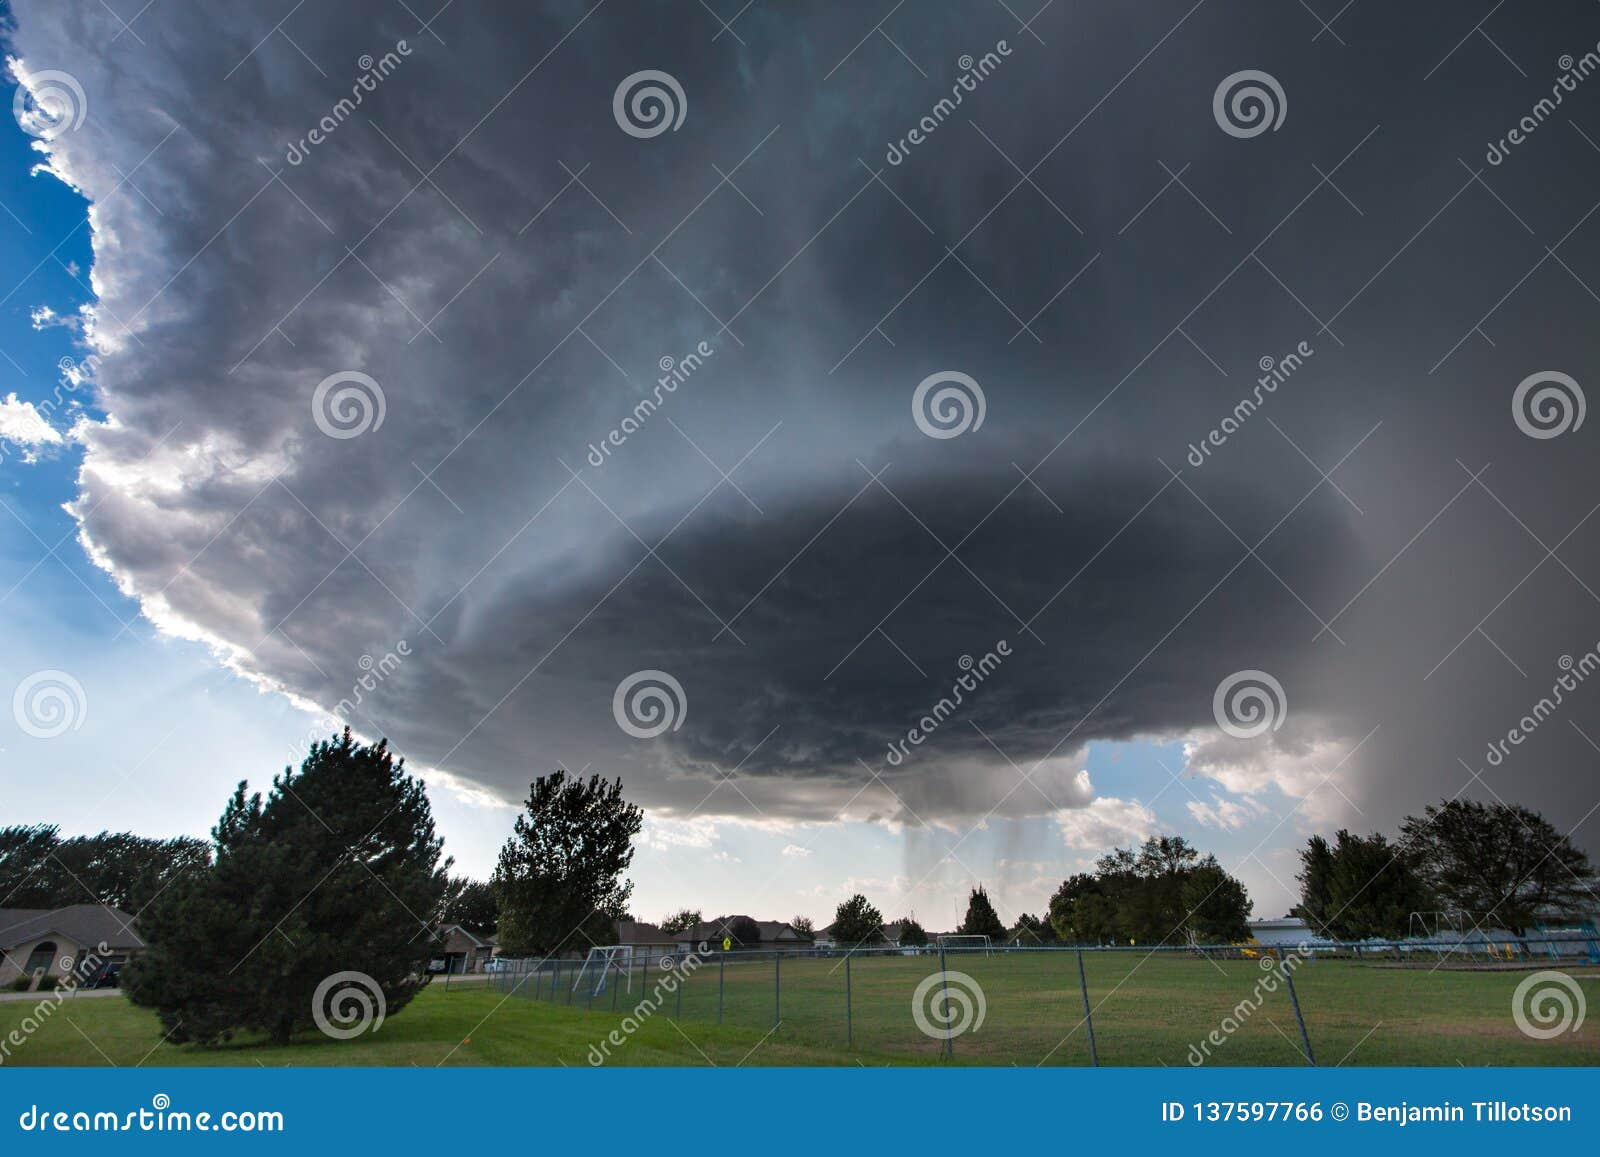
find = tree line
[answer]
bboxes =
[4,727,1591,1046]
[1295,799,1595,939]
[0,826,210,914]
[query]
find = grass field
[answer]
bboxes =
[3,954,1597,1066]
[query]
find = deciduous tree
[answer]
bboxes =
[1400,800,1593,935]
[659,908,701,936]
[831,893,884,947]
[494,770,643,955]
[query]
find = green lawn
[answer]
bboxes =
[3,954,1597,1066]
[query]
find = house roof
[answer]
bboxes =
[614,920,677,945]
[818,920,921,943]
[679,916,815,944]
[0,905,145,952]
[438,923,492,947]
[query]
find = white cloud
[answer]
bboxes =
[1185,794,1268,831]
[0,393,64,446]
[640,816,720,851]
[1052,794,1158,850]
[780,843,812,858]
[1181,720,1357,825]
[0,393,65,462]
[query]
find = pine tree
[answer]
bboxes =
[957,885,1007,940]
[1296,830,1431,940]
[126,731,448,1045]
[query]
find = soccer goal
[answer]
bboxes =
[936,934,992,955]
[572,945,635,996]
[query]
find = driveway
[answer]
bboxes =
[0,986,125,1003]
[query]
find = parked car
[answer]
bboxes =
[84,962,122,989]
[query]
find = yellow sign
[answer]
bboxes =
[722,936,732,951]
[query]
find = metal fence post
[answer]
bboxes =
[718,954,725,1024]
[845,954,854,1047]
[611,966,620,1011]
[774,954,781,1027]
[938,943,953,1058]
[1276,949,1316,1066]
[1076,949,1099,1067]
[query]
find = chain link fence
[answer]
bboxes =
[487,936,1600,1065]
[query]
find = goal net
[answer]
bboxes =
[572,945,635,996]
[936,934,992,954]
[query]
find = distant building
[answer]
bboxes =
[1246,917,1347,950]
[613,919,681,964]
[676,916,814,953]
[816,920,928,951]
[0,905,145,987]
[435,924,497,973]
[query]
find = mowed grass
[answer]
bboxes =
[4,954,1598,1066]
[655,952,1600,1066]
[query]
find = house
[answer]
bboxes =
[677,916,815,953]
[0,905,145,987]
[1248,917,1318,948]
[435,924,498,974]
[613,919,681,964]
[817,921,927,951]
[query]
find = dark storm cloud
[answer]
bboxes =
[10,0,1600,841]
